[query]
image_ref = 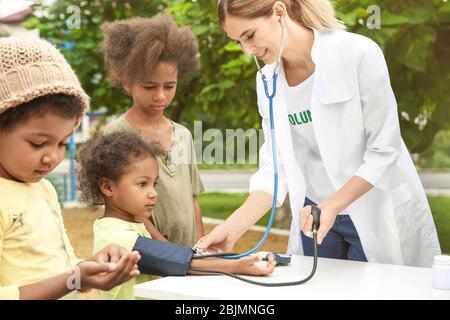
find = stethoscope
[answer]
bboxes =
[191,19,321,286]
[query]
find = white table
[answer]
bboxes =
[134,255,450,300]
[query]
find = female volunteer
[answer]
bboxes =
[195,0,441,267]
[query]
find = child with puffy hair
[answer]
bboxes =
[101,13,205,247]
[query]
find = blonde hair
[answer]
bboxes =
[217,0,345,32]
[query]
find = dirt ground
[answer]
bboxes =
[61,208,289,299]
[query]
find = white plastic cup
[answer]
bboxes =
[432,255,450,290]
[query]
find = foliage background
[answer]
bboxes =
[22,0,450,164]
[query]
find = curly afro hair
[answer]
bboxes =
[101,12,200,89]
[76,131,162,207]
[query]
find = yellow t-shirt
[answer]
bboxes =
[0,177,79,299]
[93,217,157,300]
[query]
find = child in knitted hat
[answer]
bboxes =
[0,37,141,300]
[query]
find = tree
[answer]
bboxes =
[24,0,259,132]
[24,0,450,153]
[336,0,450,153]
[24,0,167,117]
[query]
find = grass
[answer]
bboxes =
[198,192,275,227]
[199,193,450,253]
[429,196,450,254]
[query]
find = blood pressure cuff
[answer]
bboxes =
[132,237,193,276]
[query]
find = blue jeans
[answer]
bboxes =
[301,198,367,262]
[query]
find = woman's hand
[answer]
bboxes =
[300,177,373,245]
[194,223,236,253]
[299,203,339,245]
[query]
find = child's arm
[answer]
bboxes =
[133,237,276,277]
[189,255,276,276]
[193,196,204,240]
[18,246,140,300]
[18,271,78,300]
[139,217,169,242]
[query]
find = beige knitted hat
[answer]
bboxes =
[0,37,90,115]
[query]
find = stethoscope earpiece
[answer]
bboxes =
[253,16,286,78]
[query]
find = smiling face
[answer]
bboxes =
[125,62,178,116]
[222,13,284,64]
[106,155,159,221]
[0,110,77,183]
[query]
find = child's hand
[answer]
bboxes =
[89,243,131,264]
[77,251,141,291]
[233,255,276,276]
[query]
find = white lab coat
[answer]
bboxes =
[249,29,441,267]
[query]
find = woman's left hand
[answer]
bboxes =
[299,203,340,245]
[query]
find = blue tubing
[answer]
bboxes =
[223,74,279,259]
